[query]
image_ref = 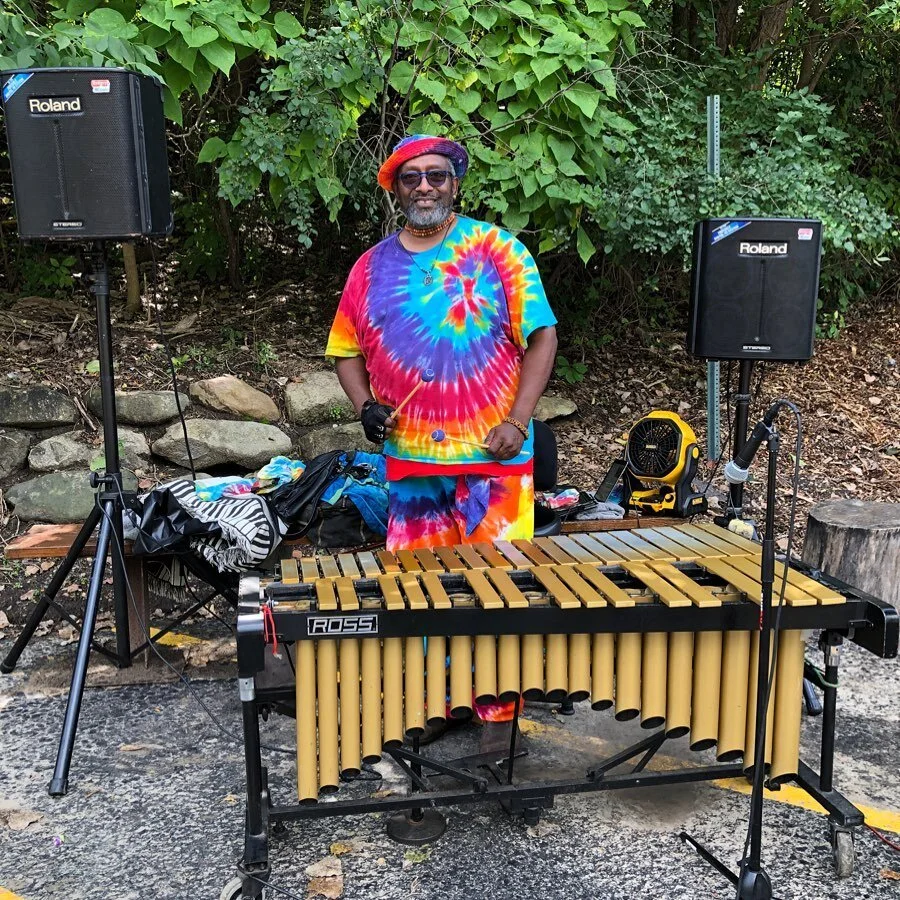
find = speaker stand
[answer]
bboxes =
[726,359,754,520]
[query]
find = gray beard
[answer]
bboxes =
[402,195,454,228]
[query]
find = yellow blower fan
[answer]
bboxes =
[623,411,708,517]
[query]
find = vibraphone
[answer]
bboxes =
[230,523,897,900]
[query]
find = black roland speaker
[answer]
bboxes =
[687,218,822,361]
[1,67,172,241]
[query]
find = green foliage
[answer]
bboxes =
[208,0,643,250]
[555,354,588,384]
[14,251,79,294]
[173,199,230,281]
[596,80,897,319]
[0,0,298,123]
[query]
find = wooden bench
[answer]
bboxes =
[5,523,154,658]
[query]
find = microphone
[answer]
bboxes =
[723,401,782,484]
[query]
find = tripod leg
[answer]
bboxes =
[49,503,114,796]
[1,505,103,674]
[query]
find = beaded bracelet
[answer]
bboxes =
[504,415,529,438]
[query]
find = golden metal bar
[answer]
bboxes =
[412,548,445,572]
[548,534,601,564]
[485,567,529,608]
[591,632,615,710]
[300,558,320,583]
[693,522,760,554]
[449,635,473,718]
[634,529,700,561]
[474,635,498,704]
[280,558,300,584]
[640,631,668,729]
[464,568,504,609]
[398,572,428,610]
[319,554,342,579]
[622,562,692,607]
[575,565,635,607]
[615,632,642,720]
[690,631,722,750]
[454,543,491,570]
[337,553,361,579]
[492,540,533,568]
[646,562,720,607]
[395,549,422,573]
[376,550,402,573]
[339,636,361,777]
[360,638,382,762]
[568,633,591,701]
[378,574,405,611]
[586,532,645,562]
[699,558,765,604]
[532,536,577,564]
[654,526,733,558]
[315,578,338,611]
[296,640,318,803]
[532,565,581,609]
[511,539,555,566]
[569,533,625,565]
[420,571,452,609]
[471,542,514,570]
[356,551,382,578]
[716,630,751,761]
[426,636,447,724]
[677,523,751,556]
[727,555,819,606]
[521,634,544,700]
[770,630,805,783]
[405,637,426,736]
[316,639,339,792]
[382,637,404,748]
[613,529,675,562]
[665,632,693,737]
[544,632,568,702]
[498,633,521,702]
[434,545,466,571]
[552,566,606,607]
[748,557,845,605]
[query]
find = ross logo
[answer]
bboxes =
[307,614,379,636]
[28,96,82,114]
[739,242,788,257]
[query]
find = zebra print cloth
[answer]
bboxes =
[130,479,285,573]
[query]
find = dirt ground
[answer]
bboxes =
[1,277,898,629]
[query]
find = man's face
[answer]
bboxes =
[395,153,458,228]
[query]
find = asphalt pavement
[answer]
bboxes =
[0,627,898,900]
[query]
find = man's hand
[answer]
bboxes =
[485,422,525,460]
[361,400,396,443]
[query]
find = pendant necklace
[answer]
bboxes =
[400,214,455,285]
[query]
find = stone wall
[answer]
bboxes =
[0,373,576,524]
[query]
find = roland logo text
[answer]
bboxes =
[29,96,82,114]
[739,242,788,256]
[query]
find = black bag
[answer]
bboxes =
[268,450,358,540]
[132,487,222,555]
[307,494,380,549]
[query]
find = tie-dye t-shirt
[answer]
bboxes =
[326,216,556,468]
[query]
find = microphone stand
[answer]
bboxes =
[682,421,779,900]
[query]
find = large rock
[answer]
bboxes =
[297,422,380,459]
[534,394,577,422]
[6,470,138,523]
[285,372,356,426]
[28,432,95,471]
[0,386,77,427]
[0,428,32,478]
[190,375,280,423]
[152,419,292,469]
[88,388,191,425]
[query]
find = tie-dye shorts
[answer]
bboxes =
[386,472,534,552]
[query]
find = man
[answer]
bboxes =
[326,134,558,558]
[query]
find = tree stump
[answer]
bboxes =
[802,500,900,607]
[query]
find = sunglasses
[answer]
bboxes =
[397,169,454,188]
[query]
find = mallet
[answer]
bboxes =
[392,368,436,418]
[431,429,490,450]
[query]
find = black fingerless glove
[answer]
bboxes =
[361,399,394,443]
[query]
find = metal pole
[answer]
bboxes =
[706,95,721,461]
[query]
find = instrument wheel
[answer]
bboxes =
[832,828,855,878]
[220,875,268,900]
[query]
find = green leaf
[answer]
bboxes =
[273,10,302,38]
[388,60,415,94]
[506,0,535,19]
[269,174,286,207]
[472,7,499,29]
[615,10,645,27]
[530,56,561,81]
[250,0,270,13]
[162,86,183,124]
[576,225,596,264]
[161,58,192,97]
[85,359,101,375]
[417,76,446,104]
[315,176,343,204]
[566,83,601,119]
[167,38,197,73]
[198,137,228,163]
[185,25,218,47]
[200,39,236,74]
[455,89,481,114]
[85,8,135,39]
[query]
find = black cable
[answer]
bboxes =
[99,483,294,755]
[733,399,803,898]
[148,243,196,480]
